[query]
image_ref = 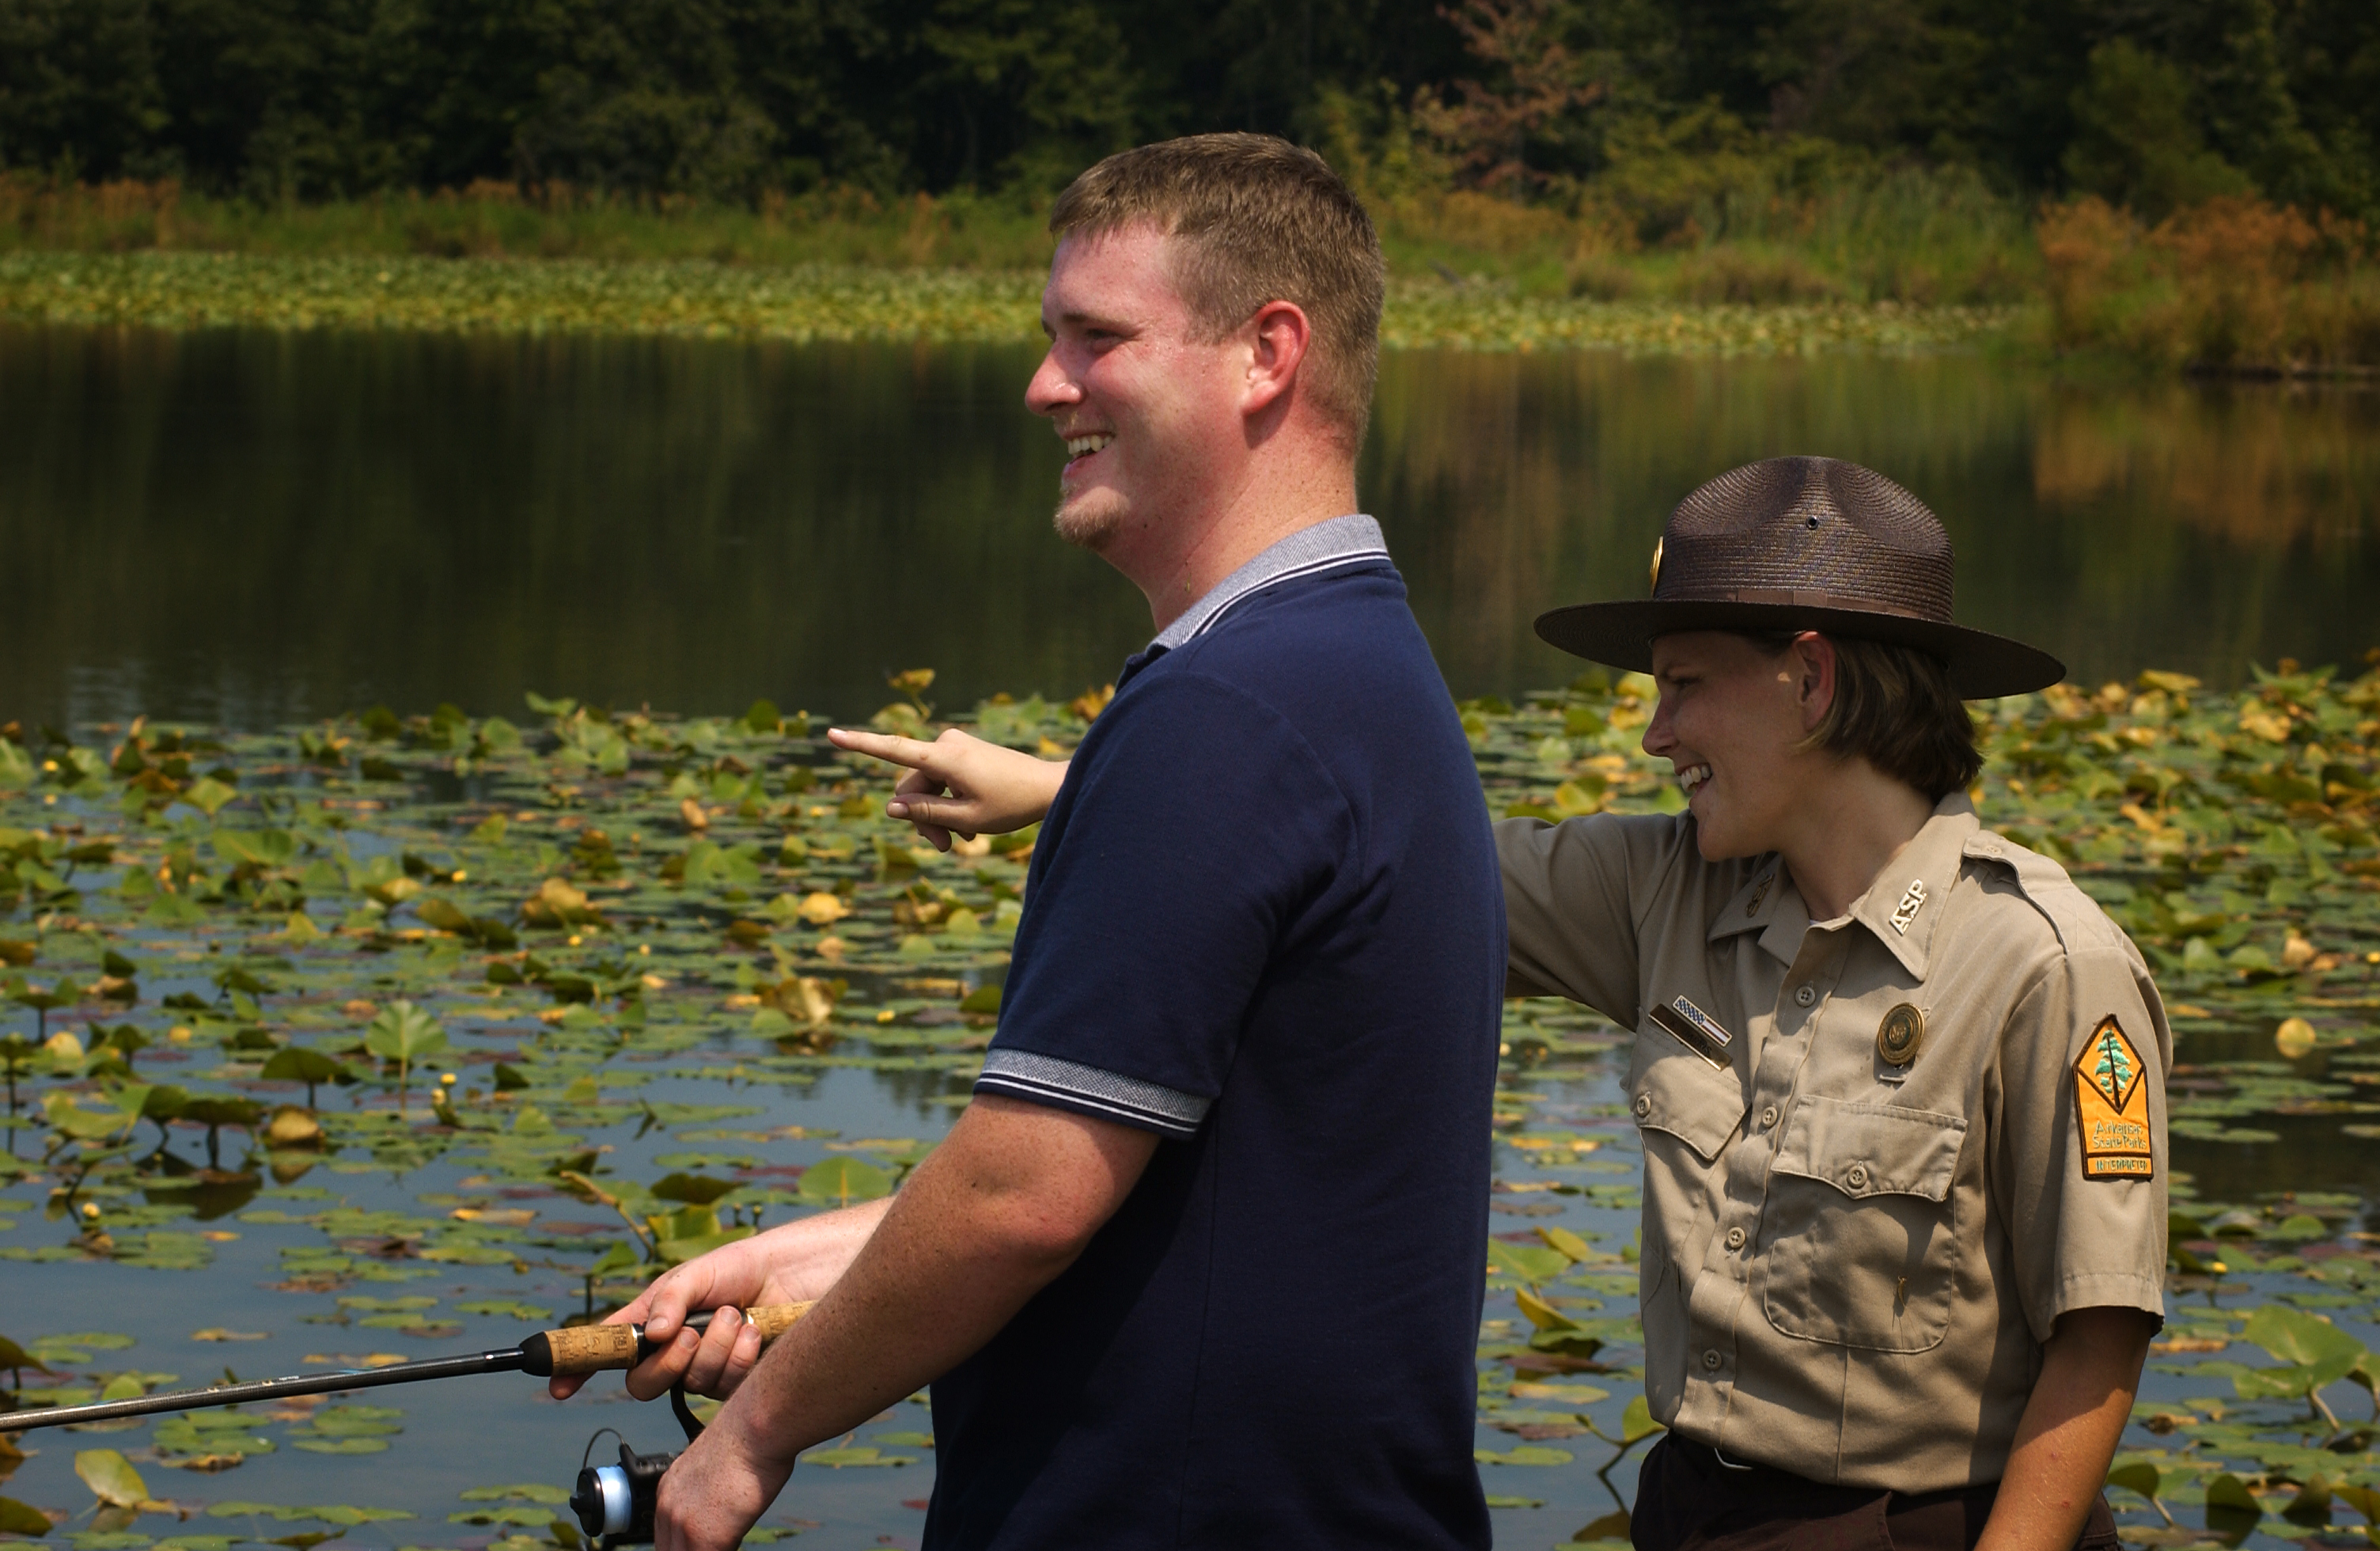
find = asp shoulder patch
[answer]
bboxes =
[2075,1014,2153,1180]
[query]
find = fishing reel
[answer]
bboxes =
[570,1387,706,1548]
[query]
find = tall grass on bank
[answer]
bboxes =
[0,176,1059,268]
[2,171,2375,372]
[0,165,2038,307]
[2037,195,2380,374]
[1362,168,2043,309]
[0,251,2014,356]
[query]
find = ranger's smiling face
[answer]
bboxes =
[1023,226,1243,556]
[1642,631,1816,862]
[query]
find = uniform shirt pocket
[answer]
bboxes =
[1629,1037,1751,1162]
[1760,1095,1967,1352]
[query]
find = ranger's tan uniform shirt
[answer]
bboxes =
[1499,795,2168,1493]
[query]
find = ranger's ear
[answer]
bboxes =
[1791,631,1837,733]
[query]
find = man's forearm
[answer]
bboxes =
[1974,1307,2155,1551]
[711,1169,1084,1460]
[752,1195,892,1294]
[646,1097,1154,1551]
[703,1094,1153,1462]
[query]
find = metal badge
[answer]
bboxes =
[1876,1003,1925,1067]
[1889,878,1927,935]
[1649,536,1665,593]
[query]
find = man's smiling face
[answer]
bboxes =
[1025,226,1243,553]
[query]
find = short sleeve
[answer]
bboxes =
[1496,813,1680,1022]
[976,671,1351,1138]
[1993,939,2171,1341]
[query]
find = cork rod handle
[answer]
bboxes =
[740,1302,812,1342]
[518,1302,816,1378]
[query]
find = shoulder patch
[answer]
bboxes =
[2075,1014,2154,1180]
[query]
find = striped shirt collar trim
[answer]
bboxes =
[1150,514,1389,650]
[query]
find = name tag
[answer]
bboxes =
[1649,996,1734,1069]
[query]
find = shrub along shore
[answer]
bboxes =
[0,176,2373,373]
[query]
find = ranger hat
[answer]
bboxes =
[1534,455,2065,698]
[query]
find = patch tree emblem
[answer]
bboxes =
[2075,1014,2153,1180]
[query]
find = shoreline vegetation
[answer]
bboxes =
[1,175,2371,372]
[0,251,2016,357]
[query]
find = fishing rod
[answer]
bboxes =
[0,1303,813,1549]
[0,1303,811,1434]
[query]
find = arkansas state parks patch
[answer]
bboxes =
[2075,1014,2154,1180]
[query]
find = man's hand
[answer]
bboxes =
[547,1198,892,1402]
[653,1415,791,1551]
[646,1095,1157,1551]
[827,726,1067,851]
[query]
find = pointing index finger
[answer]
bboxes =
[827,727,941,774]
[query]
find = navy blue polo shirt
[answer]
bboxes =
[923,515,1506,1550]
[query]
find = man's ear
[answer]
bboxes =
[1791,631,1837,733]
[1241,300,1311,419]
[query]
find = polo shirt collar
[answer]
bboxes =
[1707,792,1978,980]
[1149,514,1390,650]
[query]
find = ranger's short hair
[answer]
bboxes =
[1739,631,1984,800]
[1050,134,1385,454]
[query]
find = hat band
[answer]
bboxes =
[1656,586,1942,624]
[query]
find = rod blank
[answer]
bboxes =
[0,1349,525,1433]
[0,1302,812,1435]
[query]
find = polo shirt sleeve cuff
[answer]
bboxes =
[974,1049,1210,1138]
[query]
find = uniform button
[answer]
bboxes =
[1846,1164,1869,1189]
[1760,1105,1779,1128]
[1634,1094,1653,1119]
[1794,984,1817,1007]
[1702,1348,1722,1371]
[1725,1227,1746,1250]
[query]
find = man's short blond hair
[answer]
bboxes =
[1050,133,1385,454]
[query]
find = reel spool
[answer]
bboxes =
[570,1386,707,1547]
[571,1440,673,1546]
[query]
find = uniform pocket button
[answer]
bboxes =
[1633,1094,1653,1119]
[1845,1164,1869,1189]
[1760,1105,1779,1128]
[1725,1227,1745,1250]
[1701,1348,1722,1371]
[1794,984,1817,1007]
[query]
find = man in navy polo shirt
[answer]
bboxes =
[553,133,1505,1551]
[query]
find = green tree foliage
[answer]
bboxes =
[0,0,2371,220]
[2064,40,2252,220]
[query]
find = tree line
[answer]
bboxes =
[2,0,2372,223]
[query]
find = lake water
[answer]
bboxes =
[2,327,2377,1551]
[2,326,2375,734]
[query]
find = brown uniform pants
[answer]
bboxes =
[1632,1435,2122,1551]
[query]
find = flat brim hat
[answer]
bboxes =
[1534,456,2065,699]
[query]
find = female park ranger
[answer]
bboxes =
[832,455,2169,1551]
[1500,457,2165,1551]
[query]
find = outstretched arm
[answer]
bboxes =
[1974,1306,2156,1551]
[650,1094,1156,1551]
[827,726,1067,852]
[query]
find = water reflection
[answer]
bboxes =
[1,327,2371,731]
[1370,351,2380,696]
